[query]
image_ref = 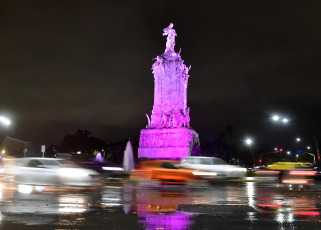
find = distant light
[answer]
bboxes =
[0,116,11,126]
[1,150,5,154]
[307,146,311,149]
[272,115,280,121]
[287,151,291,155]
[296,154,298,157]
[245,138,253,145]
[274,148,278,151]
[282,118,288,123]
[296,138,301,142]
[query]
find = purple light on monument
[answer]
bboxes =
[138,23,199,159]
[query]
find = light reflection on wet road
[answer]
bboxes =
[0,179,321,229]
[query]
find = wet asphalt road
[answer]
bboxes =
[1,178,321,229]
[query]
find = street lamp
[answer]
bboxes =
[245,138,253,145]
[271,115,289,124]
[0,116,11,126]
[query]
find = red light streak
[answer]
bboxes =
[257,204,282,208]
[255,170,281,174]
[294,211,319,216]
[289,171,317,176]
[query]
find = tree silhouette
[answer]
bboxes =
[59,129,107,155]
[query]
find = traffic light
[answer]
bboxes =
[280,148,283,152]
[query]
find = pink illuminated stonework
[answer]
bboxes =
[138,23,199,159]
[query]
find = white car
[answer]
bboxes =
[4,157,100,187]
[179,156,246,180]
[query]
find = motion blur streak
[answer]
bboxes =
[246,182,255,207]
[58,196,87,214]
[289,171,317,176]
[282,179,310,184]
[294,212,319,216]
[255,170,280,174]
[257,204,282,208]
[18,185,32,194]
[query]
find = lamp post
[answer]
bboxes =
[297,130,320,161]
[271,114,320,161]
[259,150,279,165]
[306,152,315,163]
[271,114,289,149]
[0,115,11,150]
[245,138,255,166]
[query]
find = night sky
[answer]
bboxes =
[1,1,321,152]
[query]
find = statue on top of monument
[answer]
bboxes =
[163,23,177,53]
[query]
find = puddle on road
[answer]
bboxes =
[0,181,321,229]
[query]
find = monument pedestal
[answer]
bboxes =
[138,128,199,159]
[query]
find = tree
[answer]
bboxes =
[59,129,107,155]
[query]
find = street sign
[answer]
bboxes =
[296,150,305,155]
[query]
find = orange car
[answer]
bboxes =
[130,160,213,185]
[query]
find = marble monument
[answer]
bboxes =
[138,23,199,159]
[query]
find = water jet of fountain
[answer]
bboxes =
[123,140,135,172]
[95,152,104,163]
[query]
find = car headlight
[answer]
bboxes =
[226,168,247,172]
[237,168,247,172]
[102,167,124,171]
[192,171,217,176]
[60,168,89,178]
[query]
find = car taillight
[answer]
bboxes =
[289,170,317,176]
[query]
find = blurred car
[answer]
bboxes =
[262,162,316,180]
[70,155,125,178]
[130,160,215,185]
[266,162,312,171]
[179,156,247,180]
[4,157,100,187]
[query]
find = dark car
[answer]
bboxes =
[70,155,125,178]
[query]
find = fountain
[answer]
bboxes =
[95,152,104,163]
[123,140,135,172]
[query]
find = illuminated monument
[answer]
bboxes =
[138,23,199,159]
